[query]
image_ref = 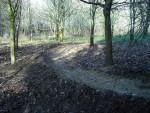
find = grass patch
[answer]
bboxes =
[62,36,105,44]
[18,38,57,46]
[1,34,150,47]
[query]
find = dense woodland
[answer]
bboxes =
[1,0,150,65]
[0,0,150,113]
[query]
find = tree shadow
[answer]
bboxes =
[0,49,150,113]
[68,40,150,81]
[0,43,60,64]
[67,44,105,70]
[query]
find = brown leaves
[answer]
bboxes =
[69,42,150,79]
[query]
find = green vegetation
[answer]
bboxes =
[1,34,150,47]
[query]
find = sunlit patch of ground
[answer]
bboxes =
[50,44,89,61]
[46,44,150,99]
[0,43,150,113]
[50,44,105,62]
[50,42,150,80]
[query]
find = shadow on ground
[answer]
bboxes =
[69,42,150,80]
[0,52,150,113]
[0,43,59,64]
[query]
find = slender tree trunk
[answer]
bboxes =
[90,5,96,47]
[15,4,22,49]
[29,0,33,41]
[29,28,32,41]
[15,24,20,49]
[10,17,16,64]
[15,28,19,49]
[56,23,60,41]
[60,27,64,42]
[60,18,65,42]
[130,0,135,41]
[90,19,95,47]
[0,10,2,37]
[103,0,113,66]
[143,0,150,37]
[60,5,65,43]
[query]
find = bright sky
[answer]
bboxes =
[30,0,42,4]
[30,0,46,9]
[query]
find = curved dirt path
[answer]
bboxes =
[45,44,150,100]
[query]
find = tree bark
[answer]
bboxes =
[80,0,114,65]
[0,9,2,37]
[29,0,33,41]
[15,27,19,49]
[10,17,16,64]
[60,27,64,42]
[130,0,135,41]
[15,4,22,49]
[143,0,150,37]
[90,4,96,47]
[103,0,113,66]
[90,22,95,47]
[56,23,60,41]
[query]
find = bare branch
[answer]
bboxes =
[80,0,104,8]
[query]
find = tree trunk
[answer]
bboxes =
[15,4,22,49]
[130,0,135,41]
[103,0,113,66]
[90,20,95,47]
[56,23,60,41]
[0,10,2,37]
[15,24,20,49]
[29,0,33,41]
[143,0,150,37]
[29,30,33,41]
[10,17,16,64]
[90,5,96,47]
[60,27,64,42]
[15,29,19,49]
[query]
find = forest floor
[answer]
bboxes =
[0,42,150,113]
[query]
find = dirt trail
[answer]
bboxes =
[45,44,150,99]
[0,44,150,113]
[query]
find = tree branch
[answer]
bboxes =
[80,0,105,8]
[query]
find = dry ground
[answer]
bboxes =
[0,43,150,113]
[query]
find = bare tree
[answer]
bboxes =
[28,0,33,41]
[129,0,136,41]
[129,0,149,40]
[90,0,97,47]
[7,0,22,64]
[15,0,22,49]
[0,0,6,37]
[46,0,73,42]
[81,0,113,65]
[143,0,150,37]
